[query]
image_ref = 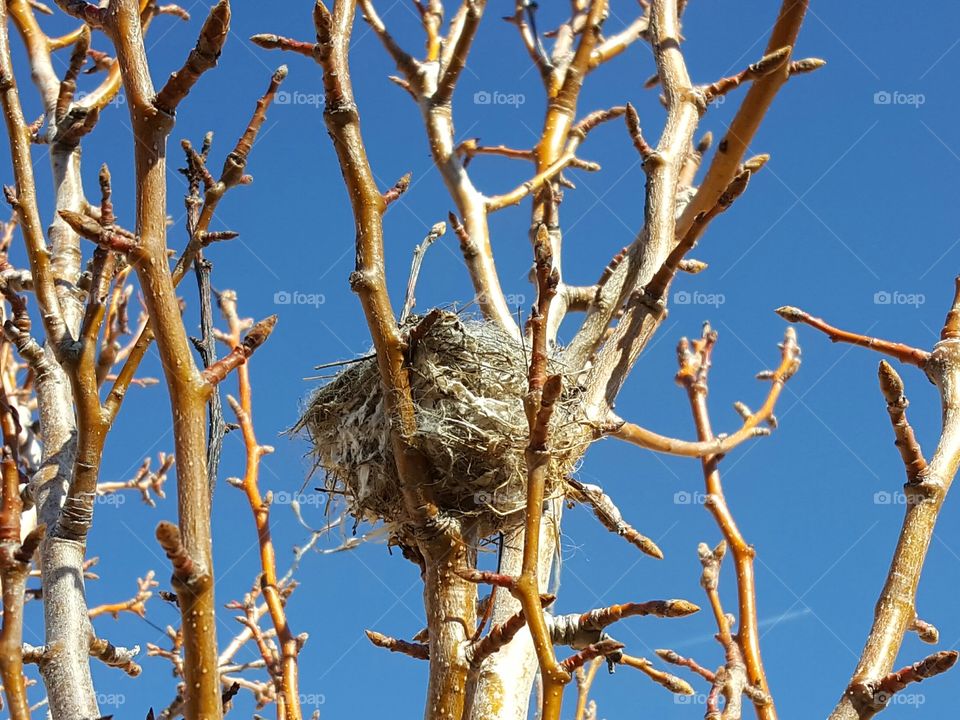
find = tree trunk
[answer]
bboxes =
[464,501,562,720]
[422,526,477,720]
[33,352,100,720]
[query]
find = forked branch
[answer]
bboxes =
[609,323,800,459]
[678,324,781,719]
[815,279,960,719]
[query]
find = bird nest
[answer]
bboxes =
[296,310,587,537]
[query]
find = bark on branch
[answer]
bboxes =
[817,280,960,719]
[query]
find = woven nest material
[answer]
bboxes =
[296,310,587,536]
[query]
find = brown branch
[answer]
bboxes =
[676,0,809,238]
[877,361,927,484]
[559,639,624,673]
[505,222,571,719]
[569,0,809,406]
[155,522,201,584]
[382,172,411,207]
[546,598,697,658]
[456,139,535,166]
[307,8,478,720]
[549,0,606,115]
[573,657,603,720]
[616,654,695,696]
[471,590,496,642]
[173,65,287,283]
[341,0,519,336]
[876,650,958,694]
[57,209,140,255]
[655,648,717,683]
[504,1,551,83]
[624,102,655,160]
[1,19,140,717]
[566,479,663,558]
[527,0,609,341]
[697,540,760,720]
[89,636,141,677]
[701,46,792,105]
[96,453,171,507]
[609,322,799,458]
[418,0,443,63]
[0,1,69,349]
[909,616,939,645]
[89,572,157,619]
[401,222,445,323]
[576,599,700,631]
[847,651,958,720]
[679,131,713,187]
[679,324,779,719]
[249,34,316,59]
[154,0,230,114]
[97,1,276,709]
[221,289,302,720]
[354,0,421,85]
[0,376,30,720]
[54,24,90,127]
[589,14,649,69]
[96,267,135,385]
[311,0,434,523]
[484,147,588,212]
[201,314,277,386]
[645,169,753,303]
[457,568,518,591]
[607,415,768,457]
[468,592,555,666]
[364,630,429,660]
[104,65,285,432]
[829,282,960,719]
[777,306,930,367]
[573,0,704,409]
[468,608,527,666]
[433,0,482,105]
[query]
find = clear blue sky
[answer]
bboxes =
[8,1,960,717]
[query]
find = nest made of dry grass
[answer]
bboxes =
[296,310,587,535]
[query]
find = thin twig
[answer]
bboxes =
[401,222,445,323]
[776,306,930,368]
